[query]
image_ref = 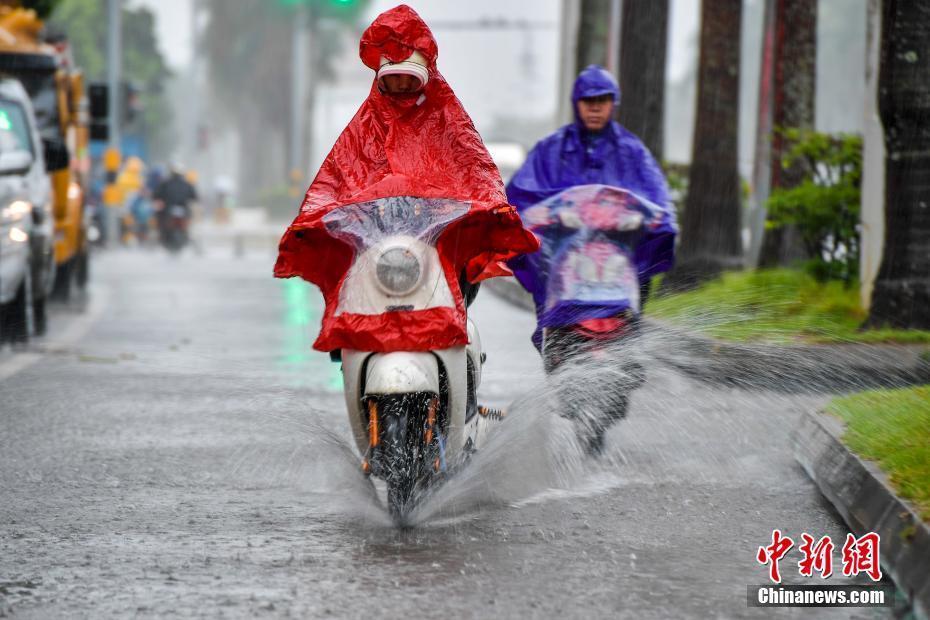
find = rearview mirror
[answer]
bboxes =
[0,149,33,176]
[42,138,70,172]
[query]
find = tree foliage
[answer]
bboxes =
[203,0,369,199]
[766,129,862,284]
[11,0,62,19]
[48,0,173,157]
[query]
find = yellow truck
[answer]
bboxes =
[0,7,89,304]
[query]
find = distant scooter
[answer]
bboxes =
[516,184,671,454]
[159,204,190,253]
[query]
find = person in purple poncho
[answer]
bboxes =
[506,65,678,349]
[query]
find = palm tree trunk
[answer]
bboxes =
[758,0,817,267]
[618,0,669,160]
[576,0,612,74]
[663,0,743,290]
[865,0,930,329]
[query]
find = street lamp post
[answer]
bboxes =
[107,0,121,151]
[289,4,310,197]
[104,0,122,247]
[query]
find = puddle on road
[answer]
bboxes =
[236,337,736,528]
[238,300,929,531]
[278,278,343,392]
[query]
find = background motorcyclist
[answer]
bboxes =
[506,65,676,308]
[153,162,198,244]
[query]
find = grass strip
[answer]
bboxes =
[826,385,930,521]
[649,269,930,345]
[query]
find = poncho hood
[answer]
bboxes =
[274,4,538,353]
[571,64,621,125]
[359,4,438,71]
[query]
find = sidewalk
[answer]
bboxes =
[195,208,284,257]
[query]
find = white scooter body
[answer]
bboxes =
[335,232,488,469]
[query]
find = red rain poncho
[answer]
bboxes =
[274,4,538,353]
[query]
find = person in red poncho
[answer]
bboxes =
[275,4,538,354]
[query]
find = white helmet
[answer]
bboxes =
[377,50,429,92]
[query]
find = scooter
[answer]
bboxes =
[517,185,668,454]
[160,204,190,253]
[323,196,500,520]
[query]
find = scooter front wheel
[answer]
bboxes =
[368,393,438,523]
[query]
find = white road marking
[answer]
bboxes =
[0,286,109,383]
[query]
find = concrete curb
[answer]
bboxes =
[483,276,930,393]
[793,411,930,619]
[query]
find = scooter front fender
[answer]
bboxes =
[365,352,440,395]
[341,347,467,461]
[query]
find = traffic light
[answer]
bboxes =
[277,0,362,16]
[86,82,143,141]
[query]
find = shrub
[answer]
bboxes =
[766,129,862,284]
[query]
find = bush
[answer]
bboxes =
[662,161,689,211]
[766,129,862,284]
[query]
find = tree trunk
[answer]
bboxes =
[758,0,817,267]
[575,0,612,74]
[663,0,743,290]
[618,0,669,160]
[865,0,930,329]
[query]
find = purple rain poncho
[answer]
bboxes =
[506,65,677,347]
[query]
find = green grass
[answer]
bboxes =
[827,386,930,521]
[648,269,930,345]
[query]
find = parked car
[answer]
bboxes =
[0,77,53,345]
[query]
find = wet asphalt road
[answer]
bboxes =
[0,248,894,618]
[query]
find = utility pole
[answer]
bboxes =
[558,0,581,125]
[289,4,310,198]
[103,0,122,247]
[107,0,121,150]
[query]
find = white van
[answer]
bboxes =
[0,77,53,345]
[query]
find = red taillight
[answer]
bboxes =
[573,317,628,340]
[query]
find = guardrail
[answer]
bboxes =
[195,207,284,257]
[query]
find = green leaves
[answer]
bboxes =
[766,129,863,284]
[19,0,64,19]
[48,0,174,157]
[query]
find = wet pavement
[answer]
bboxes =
[0,248,894,618]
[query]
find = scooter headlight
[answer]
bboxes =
[375,246,422,295]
